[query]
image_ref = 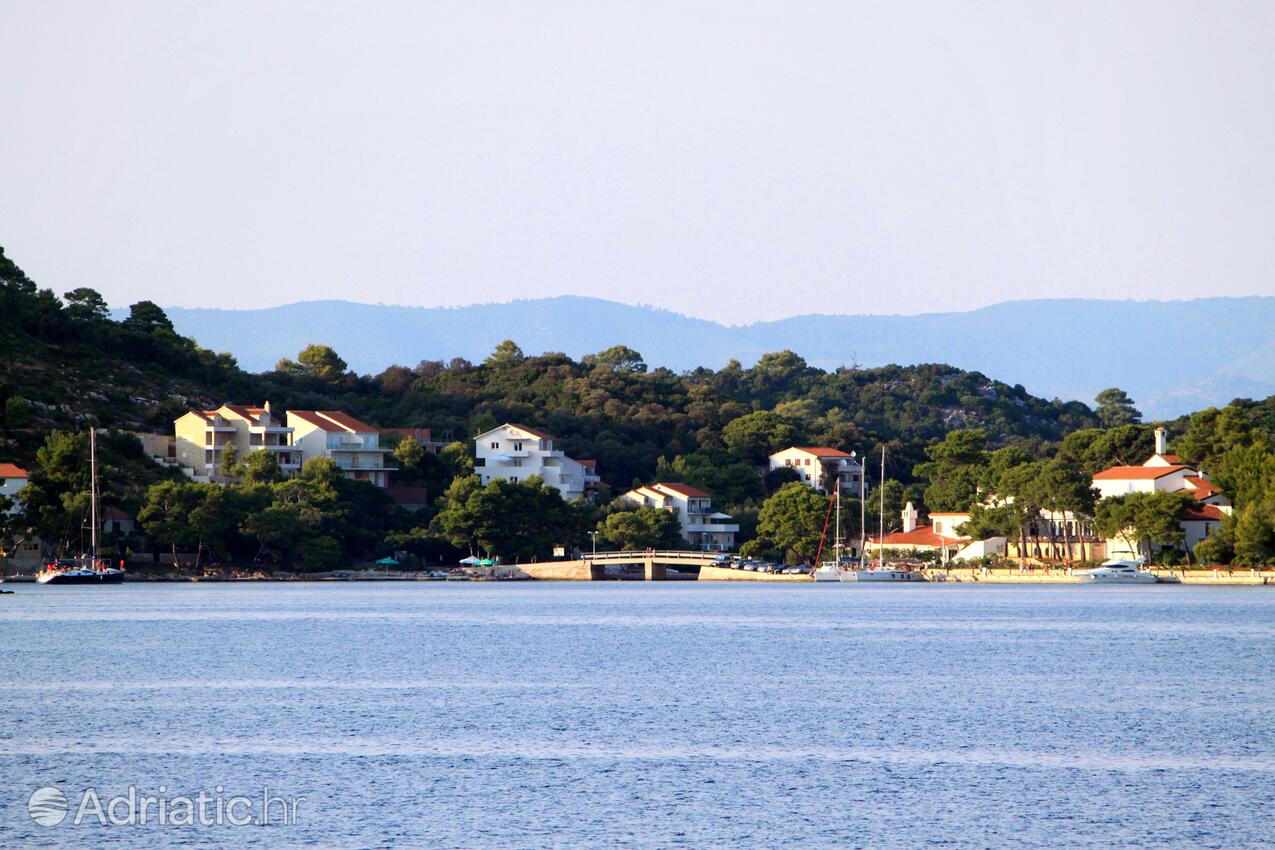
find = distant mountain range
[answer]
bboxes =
[139,296,1275,419]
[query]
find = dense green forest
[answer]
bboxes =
[4,245,1275,567]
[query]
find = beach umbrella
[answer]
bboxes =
[375,557,399,566]
[459,556,482,565]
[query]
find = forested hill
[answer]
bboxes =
[147,295,1275,419]
[1,245,1101,493]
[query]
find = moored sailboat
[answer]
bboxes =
[844,446,923,582]
[35,429,125,585]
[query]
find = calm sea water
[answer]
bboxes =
[1,582,1273,849]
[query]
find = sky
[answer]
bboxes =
[3,2,1274,325]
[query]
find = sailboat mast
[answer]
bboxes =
[860,453,867,568]
[90,428,99,564]
[878,446,885,569]
[834,479,842,560]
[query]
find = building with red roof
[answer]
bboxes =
[1,463,30,511]
[174,402,299,484]
[474,423,601,501]
[1091,427,1232,560]
[619,483,738,551]
[289,411,395,488]
[768,446,866,494]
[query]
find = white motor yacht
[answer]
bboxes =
[1077,559,1158,584]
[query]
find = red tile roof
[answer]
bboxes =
[578,459,597,467]
[792,447,853,458]
[1093,465,1187,481]
[317,410,377,433]
[100,506,132,521]
[928,511,972,518]
[1180,504,1226,521]
[653,482,711,498]
[1183,476,1222,499]
[290,410,376,433]
[288,410,341,431]
[869,525,968,547]
[1151,454,1182,464]
[0,463,29,478]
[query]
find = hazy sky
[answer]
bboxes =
[3,2,1274,324]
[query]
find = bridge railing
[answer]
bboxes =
[582,550,731,562]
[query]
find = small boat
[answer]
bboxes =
[1077,559,1157,584]
[35,429,125,586]
[846,567,923,583]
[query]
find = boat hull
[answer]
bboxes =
[844,569,924,582]
[1079,573,1158,584]
[37,570,125,585]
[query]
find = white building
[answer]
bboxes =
[618,482,739,551]
[289,410,395,488]
[866,502,970,563]
[1091,427,1230,560]
[0,463,29,512]
[474,423,600,500]
[768,447,865,494]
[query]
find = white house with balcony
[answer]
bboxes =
[618,482,739,551]
[474,423,600,501]
[174,403,299,483]
[289,410,395,488]
[768,446,865,494]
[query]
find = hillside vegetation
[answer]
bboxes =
[14,245,1275,567]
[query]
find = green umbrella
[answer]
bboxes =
[375,557,399,566]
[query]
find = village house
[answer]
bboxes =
[768,446,865,494]
[0,463,29,511]
[289,410,395,488]
[618,482,739,551]
[174,403,300,483]
[1090,427,1231,560]
[474,423,601,501]
[865,502,974,563]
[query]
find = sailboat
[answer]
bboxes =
[813,470,858,582]
[844,446,923,582]
[36,429,125,585]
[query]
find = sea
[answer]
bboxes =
[1,582,1273,849]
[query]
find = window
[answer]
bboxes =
[510,476,519,483]
[514,442,523,451]
[490,442,500,450]
[512,460,523,467]
[205,450,213,463]
[205,432,212,446]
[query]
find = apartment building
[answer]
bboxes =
[618,482,739,551]
[289,410,395,488]
[174,403,299,483]
[474,423,600,500]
